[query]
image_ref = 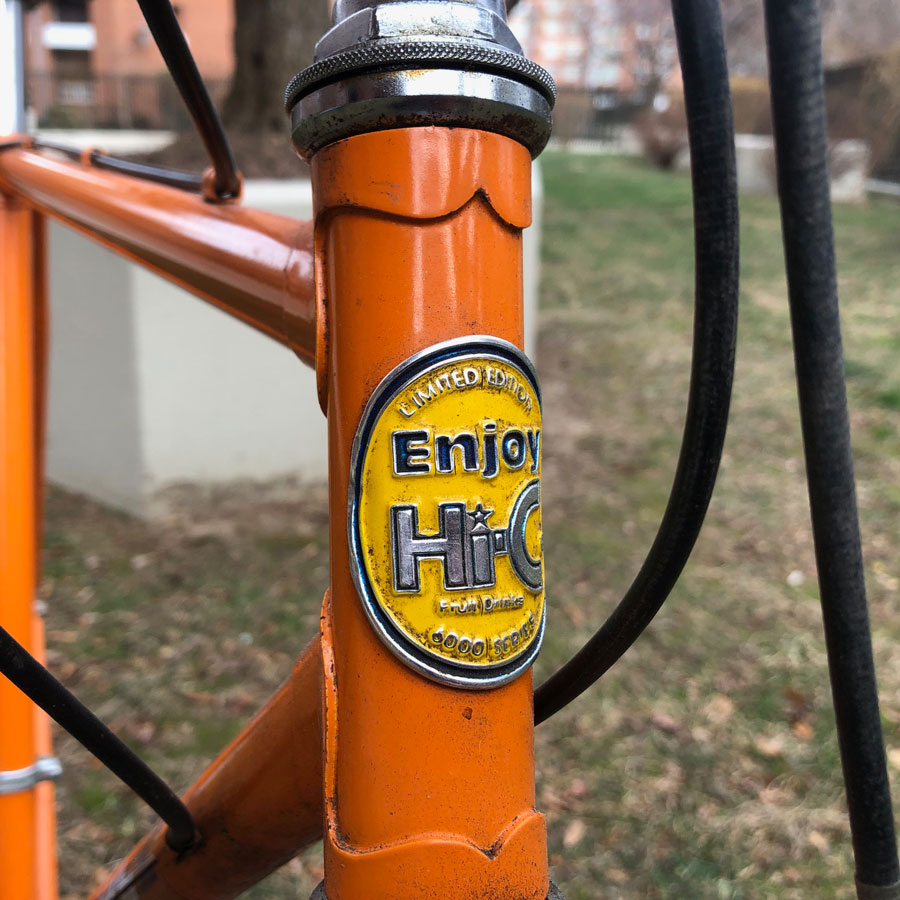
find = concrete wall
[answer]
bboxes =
[46,169,543,517]
[676,134,871,202]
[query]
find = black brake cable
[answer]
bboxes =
[89,153,205,192]
[0,625,197,853]
[22,139,206,192]
[533,0,739,725]
[135,0,241,199]
[764,1,900,895]
[30,139,82,161]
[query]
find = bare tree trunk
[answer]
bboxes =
[224,0,330,133]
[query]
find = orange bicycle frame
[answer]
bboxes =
[6,1,894,898]
[0,1,557,897]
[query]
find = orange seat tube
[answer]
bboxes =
[0,193,51,900]
[31,210,59,900]
[311,127,548,900]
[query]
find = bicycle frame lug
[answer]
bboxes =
[285,0,554,159]
[0,756,62,796]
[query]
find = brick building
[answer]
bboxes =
[22,0,678,131]
[24,0,233,127]
[509,0,676,95]
[509,0,677,141]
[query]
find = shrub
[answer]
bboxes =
[860,48,900,180]
[731,76,773,135]
[632,94,688,170]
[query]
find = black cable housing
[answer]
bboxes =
[30,140,205,191]
[763,1,900,893]
[534,0,739,725]
[90,153,205,191]
[31,139,82,160]
[135,0,240,199]
[0,625,197,853]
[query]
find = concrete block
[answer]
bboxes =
[829,140,870,204]
[46,168,543,517]
[676,134,870,202]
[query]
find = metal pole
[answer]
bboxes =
[0,0,26,133]
[11,0,25,131]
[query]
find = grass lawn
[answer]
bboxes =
[44,152,900,899]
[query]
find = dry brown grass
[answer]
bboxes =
[46,153,900,899]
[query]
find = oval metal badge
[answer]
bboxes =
[349,336,545,689]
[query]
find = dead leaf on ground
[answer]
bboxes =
[541,786,567,812]
[703,693,735,725]
[808,830,830,854]
[563,818,587,848]
[650,712,681,735]
[792,721,814,741]
[754,735,785,757]
[565,778,589,801]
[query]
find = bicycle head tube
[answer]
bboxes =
[287,4,559,899]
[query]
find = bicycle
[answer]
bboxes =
[1,0,898,898]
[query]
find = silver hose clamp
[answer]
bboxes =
[286,0,555,159]
[0,756,63,796]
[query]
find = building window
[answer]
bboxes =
[543,20,562,37]
[542,39,564,60]
[588,64,620,88]
[52,0,89,23]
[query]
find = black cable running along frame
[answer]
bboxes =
[0,625,196,853]
[29,139,205,192]
[532,0,900,895]
[765,1,899,893]
[1,0,240,197]
[135,0,240,198]
[534,0,740,725]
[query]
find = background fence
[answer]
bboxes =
[22,70,899,182]
[26,72,230,131]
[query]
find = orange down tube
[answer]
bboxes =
[0,192,39,900]
[314,127,548,900]
[89,637,324,900]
